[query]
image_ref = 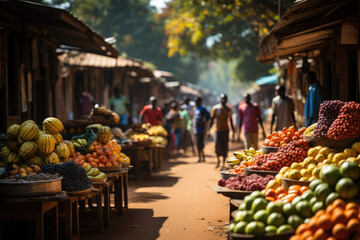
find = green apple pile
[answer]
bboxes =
[228,191,316,236]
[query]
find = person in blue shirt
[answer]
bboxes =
[193,97,210,162]
[304,71,323,127]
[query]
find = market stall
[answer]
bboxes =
[0,116,132,239]
[215,100,360,239]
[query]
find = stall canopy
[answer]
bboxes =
[0,0,118,57]
[255,74,278,85]
[258,0,357,62]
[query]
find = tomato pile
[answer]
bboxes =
[265,185,309,202]
[314,100,345,138]
[264,126,306,148]
[251,140,309,171]
[327,101,360,140]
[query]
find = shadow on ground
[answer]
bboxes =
[130,192,169,203]
[80,209,167,240]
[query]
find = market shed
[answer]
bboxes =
[58,52,155,119]
[258,0,360,118]
[0,0,118,130]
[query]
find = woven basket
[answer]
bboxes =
[244,168,278,177]
[303,135,360,149]
[282,178,310,189]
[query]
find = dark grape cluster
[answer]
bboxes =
[327,101,360,140]
[40,161,92,191]
[251,140,309,171]
[314,100,345,138]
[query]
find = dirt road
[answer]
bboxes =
[81,140,245,240]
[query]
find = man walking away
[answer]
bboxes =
[304,71,323,127]
[238,94,266,150]
[270,85,296,133]
[209,94,235,170]
[193,97,210,162]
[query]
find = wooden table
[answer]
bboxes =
[91,181,110,227]
[105,171,124,214]
[58,195,79,240]
[121,145,145,181]
[70,188,103,233]
[0,191,66,240]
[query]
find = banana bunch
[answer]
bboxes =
[228,147,262,166]
[303,123,316,136]
[86,167,106,179]
[71,138,88,148]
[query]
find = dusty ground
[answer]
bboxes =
[81,139,247,240]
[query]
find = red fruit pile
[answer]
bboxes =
[218,173,274,191]
[314,100,345,138]
[263,126,306,147]
[327,101,360,140]
[251,140,309,171]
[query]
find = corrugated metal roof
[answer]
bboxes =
[0,0,118,57]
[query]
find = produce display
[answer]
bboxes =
[263,127,306,147]
[130,133,150,142]
[227,148,262,173]
[264,185,309,202]
[124,124,168,145]
[218,173,273,191]
[0,173,60,182]
[40,161,92,191]
[251,140,310,171]
[7,164,41,178]
[146,125,168,137]
[290,200,360,240]
[71,138,89,148]
[228,191,315,235]
[149,136,168,145]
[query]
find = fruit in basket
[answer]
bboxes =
[335,178,358,199]
[37,133,56,155]
[43,117,64,134]
[245,221,266,234]
[97,126,112,144]
[303,123,317,136]
[0,146,10,159]
[25,156,43,166]
[6,124,21,139]
[45,152,60,164]
[54,143,70,162]
[19,141,38,158]
[51,133,63,144]
[6,139,19,152]
[327,101,360,140]
[71,138,88,148]
[63,140,75,154]
[320,165,341,186]
[21,120,35,128]
[19,122,39,141]
[263,126,306,148]
[5,152,21,165]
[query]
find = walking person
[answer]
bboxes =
[193,97,210,162]
[166,102,182,152]
[139,96,164,126]
[180,104,195,155]
[304,71,323,127]
[238,94,266,150]
[108,87,130,130]
[209,94,235,170]
[270,85,297,133]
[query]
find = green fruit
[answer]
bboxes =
[267,212,285,227]
[336,178,359,199]
[315,183,333,202]
[287,215,303,229]
[239,203,246,211]
[295,201,313,219]
[301,190,314,202]
[283,203,297,217]
[235,210,253,223]
[266,202,283,215]
[325,192,340,206]
[276,224,294,234]
[244,195,256,210]
[228,223,235,232]
[309,197,318,207]
[251,198,268,213]
[265,225,277,234]
[234,221,247,234]
[309,179,322,191]
[320,165,341,186]
[250,191,265,199]
[253,210,269,223]
[340,161,360,180]
[312,201,324,214]
[245,221,266,235]
[292,196,302,207]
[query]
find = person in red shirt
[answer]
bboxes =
[238,94,266,150]
[139,96,164,126]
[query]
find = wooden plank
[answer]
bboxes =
[211,186,252,200]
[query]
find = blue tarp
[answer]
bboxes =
[255,74,278,85]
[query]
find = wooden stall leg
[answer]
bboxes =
[148,149,153,176]
[72,197,79,238]
[35,204,44,240]
[135,150,142,181]
[103,185,110,227]
[114,176,123,214]
[52,204,58,240]
[123,172,128,209]
[96,191,103,232]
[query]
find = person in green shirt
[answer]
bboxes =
[108,87,130,130]
[180,104,195,155]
